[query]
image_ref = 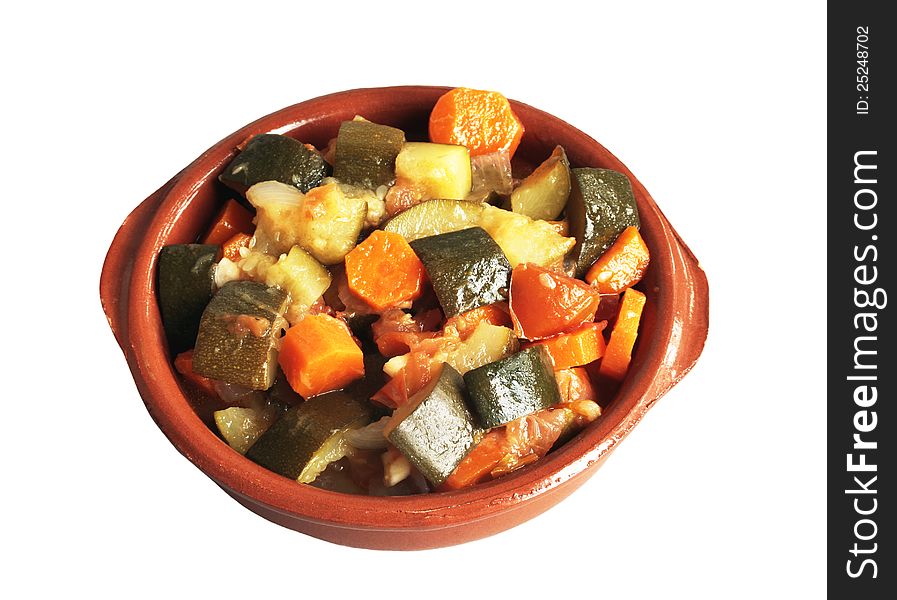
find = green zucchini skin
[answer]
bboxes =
[333,120,405,189]
[219,134,327,194]
[246,391,373,480]
[566,168,640,277]
[383,199,484,242]
[386,364,479,487]
[409,227,512,318]
[463,346,561,428]
[158,244,218,354]
[192,281,289,390]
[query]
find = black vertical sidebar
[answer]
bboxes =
[828,2,894,597]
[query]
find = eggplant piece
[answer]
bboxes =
[409,227,512,318]
[219,133,327,194]
[247,180,368,264]
[158,244,218,353]
[463,346,561,428]
[509,146,571,221]
[478,205,574,268]
[246,391,374,483]
[333,120,405,189]
[192,281,289,390]
[385,364,480,487]
[567,168,640,278]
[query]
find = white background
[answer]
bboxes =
[3,1,825,598]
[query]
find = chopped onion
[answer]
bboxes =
[345,416,390,450]
[214,257,242,289]
[237,250,276,281]
[383,354,409,378]
[382,447,411,487]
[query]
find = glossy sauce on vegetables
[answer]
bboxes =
[160,87,649,496]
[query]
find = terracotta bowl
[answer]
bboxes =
[100,86,709,550]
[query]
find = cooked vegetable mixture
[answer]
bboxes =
[160,88,650,495]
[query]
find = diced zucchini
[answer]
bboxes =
[385,364,480,486]
[290,181,368,265]
[446,323,519,375]
[479,205,575,268]
[219,133,327,194]
[333,120,405,189]
[395,142,472,200]
[383,199,484,242]
[246,391,374,483]
[248,180,367,264]
[567,168,640,277]
[509,146,571,221]
[463,346,561,428]
[158,244,218,353]
[214,396,284,455]
[263,246,332,323]
[409,227,512,318]
[192,281,289,390]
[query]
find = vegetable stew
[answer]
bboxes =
[159,87,649,495]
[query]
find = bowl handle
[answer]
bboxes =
[654,228,710,397]
[99,177,178,352]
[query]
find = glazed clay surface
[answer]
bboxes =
[100,86,709,550]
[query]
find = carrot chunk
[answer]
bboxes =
[440,429,507,490]
[201,199,254,246]
[509,263,601,340]
[524,322,606,370]
[599,288,647,381]
[345,230,425,312]
[221,232,252,262]
[429,88,525,158]
[585,226,650,293]
[278,314,364,398]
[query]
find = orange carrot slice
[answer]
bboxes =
[201,199,254,246]
[524,322,606,370]
[599,288,646,381]
[585,226,650,293]
[429,88,525,158]
[440,429,507,490]
[441,403,592,490]
[345,230,425,312]
[220,232,252,262]
[278,314,364,398]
